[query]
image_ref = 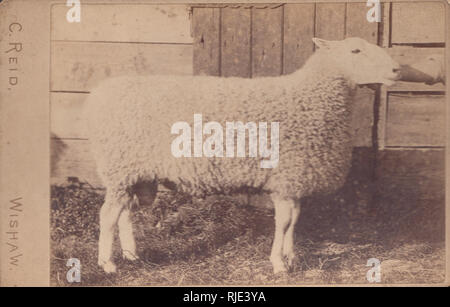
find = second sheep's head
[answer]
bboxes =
[312,37,400,86]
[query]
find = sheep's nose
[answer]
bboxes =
[393,68,400,73]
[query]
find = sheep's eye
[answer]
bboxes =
[351,49,361,54]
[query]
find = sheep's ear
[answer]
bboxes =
[312,37,332,50]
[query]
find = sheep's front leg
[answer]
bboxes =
[98,190,128,273]
[118,207,138,261]
[282,200,301,267]
[270,194,294,274]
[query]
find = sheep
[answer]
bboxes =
[85,37,400,274]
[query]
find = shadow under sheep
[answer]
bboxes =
[50,149,445,285]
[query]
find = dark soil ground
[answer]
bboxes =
[50,180,445,286]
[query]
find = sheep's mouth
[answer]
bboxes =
[388,66,402,80]
[380,78,396,86]
[390,70,402,81]
[378,71,400,86]
[358,71,400,87]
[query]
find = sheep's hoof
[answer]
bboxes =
[273,265,288,275]
[271,257,288,274]
[99,260,117,274]
[284,252,296,268]
[122,250,139,261]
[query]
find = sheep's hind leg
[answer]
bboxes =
[118,206,138,261]
[118,181,157,262]
[282,200,301,268]
[270,194,294,274]
[98,188,129,273]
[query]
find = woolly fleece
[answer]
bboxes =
[85,52,357,200]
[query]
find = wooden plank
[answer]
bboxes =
[352,87,376,147]
[221,7,251,77]
[378,86,388,149]
[51,42,193,92]
[345,2,378,44]
[380,2,390,47]
[251,6,283,77]
[192,7,221,76]
[377,2,391,149]
[51,4,192,43]
[388,47,445,91]
[283,3,315,74]
[51,92,89,139]
[51,138,103,188]
[391,2,445,44]
[385,94,445,147]
[315,3,346,40]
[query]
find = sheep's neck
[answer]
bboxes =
[292,54,356,98]
[286,54,357,128]
[294,53,356,88]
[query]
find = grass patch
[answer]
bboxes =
[50,182,445,286]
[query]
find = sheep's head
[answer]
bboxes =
[312,37,400,86]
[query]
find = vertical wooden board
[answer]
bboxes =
[283,3,315,74]
[391,2,445,44]
[378,86,388,149]
[351,87,376,147]
[51,93,89,139]
[345,2,378,43]
[52,4,192,43]
[251,6,283,77]
[192,7,221,76]
[51,138,103,188]
[51,42,193,92]
[377,3,392,149]
[385,94,446,147]
[221,8,251,77]
[315,3,346,40]
[380,2,391,47]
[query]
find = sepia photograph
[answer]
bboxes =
[0,0,448,288]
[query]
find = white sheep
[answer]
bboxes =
[85,37,400,274]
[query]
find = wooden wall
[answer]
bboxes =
[376,2,446,216]
[50,4,193,187]
[380,2,446,148]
